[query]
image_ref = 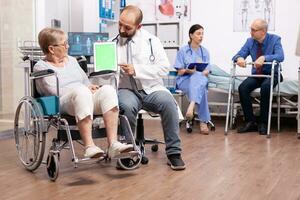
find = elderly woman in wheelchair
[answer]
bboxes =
[13,28,141,181]
[35,27,134,159]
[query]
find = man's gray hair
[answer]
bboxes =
[260,20,268,31]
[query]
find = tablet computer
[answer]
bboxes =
[187,63,208,72]
[93,42,118,72]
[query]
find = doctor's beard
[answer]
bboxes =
[119,29,136,39]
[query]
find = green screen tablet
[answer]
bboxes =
[93,42,118,72]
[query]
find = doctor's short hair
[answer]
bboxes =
[121,5,143,25]
[38,27,66,54]
[188,24,204,41]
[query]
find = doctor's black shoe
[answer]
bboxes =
[167,154,186,170]
[237,121,258,133]
[259,123,267,135]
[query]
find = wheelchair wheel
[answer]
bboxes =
[14,96,46,171]
[117,153,142,170]
[46,153,60,181]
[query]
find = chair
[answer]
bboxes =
[135,110,165,164]
[225,61,282,138]
[171,78,216,134]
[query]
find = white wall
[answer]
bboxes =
[185,0,300,80]
[35,0,70,35]
[83,0,99,32]
[36,0,300,79]
[124,0,300,79]
[70,0,83,32]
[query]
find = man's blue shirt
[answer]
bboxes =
[232,33,284,74]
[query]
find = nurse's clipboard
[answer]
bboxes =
[187,63,208,72]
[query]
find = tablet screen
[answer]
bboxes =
[93,42,118,72]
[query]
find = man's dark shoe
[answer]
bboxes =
[259,123,267,135]
[237,121,258,133]
[167,154,186,170]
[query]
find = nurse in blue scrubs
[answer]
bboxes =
[173,24,211,134]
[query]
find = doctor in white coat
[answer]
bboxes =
[116,5,185,170]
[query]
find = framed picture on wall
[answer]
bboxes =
[155,0,191,21]
[233,0,275,32]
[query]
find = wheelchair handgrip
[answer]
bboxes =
[22,55,30,61]
[31,69,55,78]
[89,70,115,77]
[119,108,125,115]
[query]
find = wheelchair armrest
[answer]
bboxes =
[76,56,88,73]
[89,70,115,77]
[89,71,117,88]
[31,69,55,78]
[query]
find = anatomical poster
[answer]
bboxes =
[156,0,191,21]
[234,0,275,32]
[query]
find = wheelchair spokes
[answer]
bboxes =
[46,152,60,181]
[14,96,46,171]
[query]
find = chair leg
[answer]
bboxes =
[136,113,149,164]
[135,113,164,164]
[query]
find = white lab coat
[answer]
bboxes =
[116,28,184,120]
[117,28,170,94]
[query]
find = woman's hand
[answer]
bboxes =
[88,84,100,94]
[202,69,210,76]
[186,68,196,74]
[177,68,196,75]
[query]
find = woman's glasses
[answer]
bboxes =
[53,41,69,48]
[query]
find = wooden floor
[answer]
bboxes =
[2,118,300,200]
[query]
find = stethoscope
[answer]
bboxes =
[148,38,155,62]
[112,34,155,62]
[188,44,204,61]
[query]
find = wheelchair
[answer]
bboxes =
[14,55,141,181]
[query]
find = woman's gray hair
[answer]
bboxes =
[38,27,66,54]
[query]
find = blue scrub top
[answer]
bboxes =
[174,44,210,85]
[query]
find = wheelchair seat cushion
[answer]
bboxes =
[36,96,59,116]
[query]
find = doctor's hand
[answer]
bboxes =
[119,63,136,76]
[236,57,246,68]
[254,56,265,68]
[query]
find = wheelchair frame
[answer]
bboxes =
[14,46,141,181]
